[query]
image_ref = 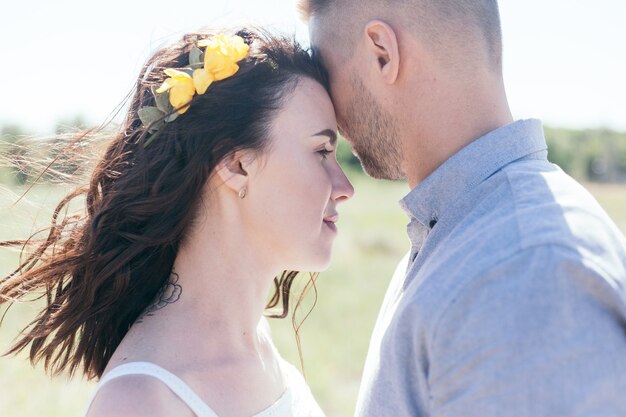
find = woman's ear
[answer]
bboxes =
[363,20,400,84]
[215,150,257,197]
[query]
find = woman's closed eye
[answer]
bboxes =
[318,145,335,160]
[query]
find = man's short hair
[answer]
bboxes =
[299,0,503,70]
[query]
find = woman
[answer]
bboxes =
[0,28,353,416]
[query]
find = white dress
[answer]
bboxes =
[82,359,326,417]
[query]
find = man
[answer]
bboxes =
[299,1,626,416]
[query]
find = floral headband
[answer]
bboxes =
[138,34,250,147]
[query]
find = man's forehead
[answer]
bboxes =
[308,16,336,68]
[307,15,325,48]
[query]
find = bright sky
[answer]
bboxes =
[1,0,625,133]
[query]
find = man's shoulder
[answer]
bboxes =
[453,160,623,255]
[405,163,626,324]
[499,162,626,257]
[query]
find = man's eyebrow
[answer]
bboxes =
[312,129,337,145]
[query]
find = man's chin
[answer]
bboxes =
[364,169,405,181]
[358,156,405,181]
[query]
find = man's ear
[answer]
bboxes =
[215,150,256,196]
[363,20,400,84]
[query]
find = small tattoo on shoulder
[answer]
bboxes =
[135,271,182,324]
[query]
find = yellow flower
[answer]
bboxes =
[156,69,195,114]
[217,34,249,62]
[198,34,249,82]
[152,35,249,118]
[197,34,249,60]
[192,68,214,94]
[203,45,234,78]
[213,62,240,81]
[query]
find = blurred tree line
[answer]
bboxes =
[543,126,626,182]
[1,119,625,186]
[336,126,626,183]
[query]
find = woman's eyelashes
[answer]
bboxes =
[317,144,335,160]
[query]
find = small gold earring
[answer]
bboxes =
[238,187,247,199]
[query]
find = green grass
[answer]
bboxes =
[1,176,625,417]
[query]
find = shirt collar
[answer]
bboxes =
[399,119,548,227]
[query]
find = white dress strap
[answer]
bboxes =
[83,361,218,417]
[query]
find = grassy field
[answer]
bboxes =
[1,174,625,417]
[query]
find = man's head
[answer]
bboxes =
[300,0,502,67]
[300,0,507,182]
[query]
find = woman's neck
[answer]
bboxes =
[114,213,281,368]
[169,232,277,353]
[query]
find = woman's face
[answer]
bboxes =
[245,77,354,272]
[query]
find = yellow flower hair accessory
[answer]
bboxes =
[138,34,250,147]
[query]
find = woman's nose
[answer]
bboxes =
[331,165,354,203]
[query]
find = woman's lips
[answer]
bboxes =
[323,214,339,232]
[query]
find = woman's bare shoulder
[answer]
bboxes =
[86,374,195,417]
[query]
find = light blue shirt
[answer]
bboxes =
[355,119,626,417]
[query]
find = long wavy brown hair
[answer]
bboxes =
[0,28,328,380]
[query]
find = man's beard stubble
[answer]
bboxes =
[342,76,404,181]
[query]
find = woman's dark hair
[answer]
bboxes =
[0,28,328,379]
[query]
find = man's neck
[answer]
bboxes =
[403,78,513,188]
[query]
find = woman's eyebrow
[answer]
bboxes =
[311,129,337,146]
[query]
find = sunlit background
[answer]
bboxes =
[1,0,625,133]
[1,1,625,416]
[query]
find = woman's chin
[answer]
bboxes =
[286,252,333,273]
